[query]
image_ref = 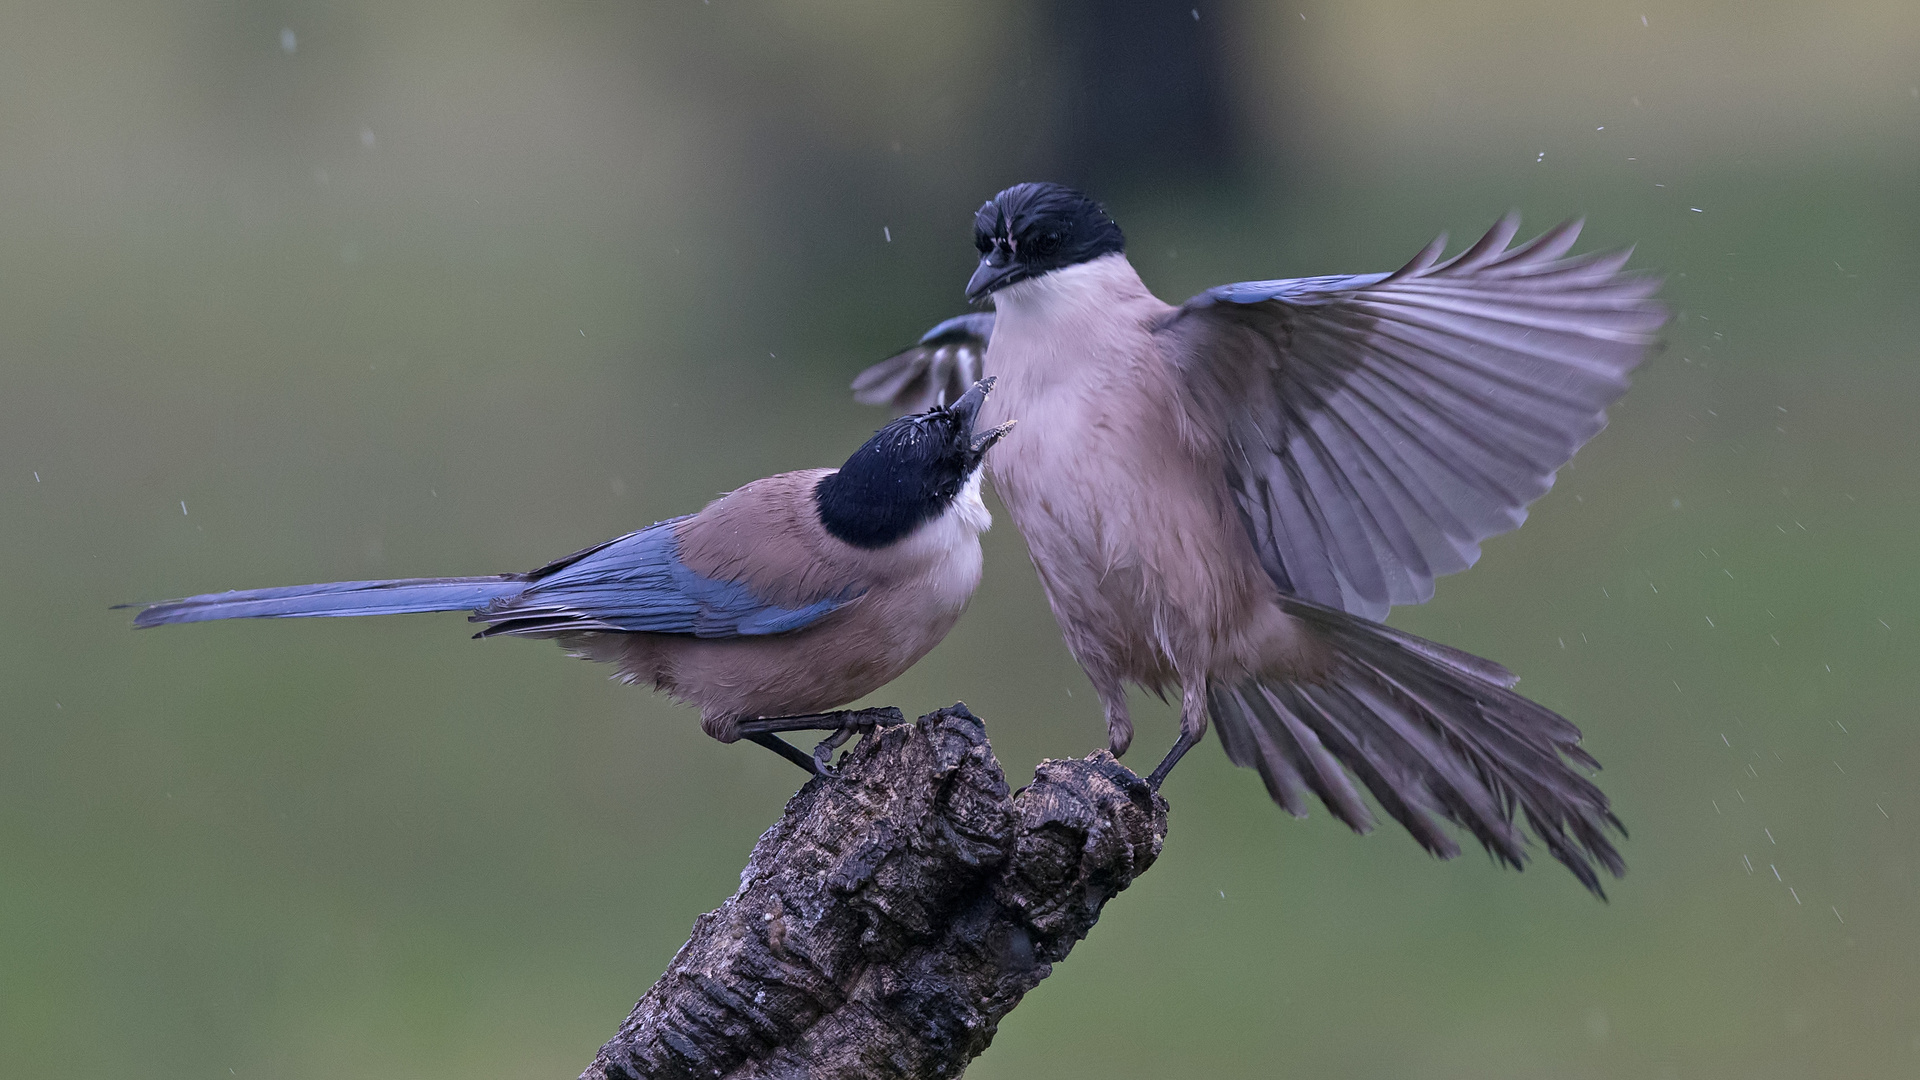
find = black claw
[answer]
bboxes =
[812,742,837,776]
[807,706,903,776]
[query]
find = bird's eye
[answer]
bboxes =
[1031,231,1062,256]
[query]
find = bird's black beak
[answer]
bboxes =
[966,254,1026,302]
[947,376,1015,457]
[948,375,993,429]
[971,419,1016,455]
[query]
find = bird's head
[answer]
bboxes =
[966,182,1126,302]
[816,377,1014,548]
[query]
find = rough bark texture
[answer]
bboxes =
[581,704,1169,1080]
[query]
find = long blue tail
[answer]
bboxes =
[127,576,527,628]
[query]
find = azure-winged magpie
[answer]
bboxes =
[130,379,1014,776]
[853,183,1664,894]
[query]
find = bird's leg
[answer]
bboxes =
[735,707,907,774]
[733,706,902,737]
[1146,680,1212,790]
[1096,680,1133,758]
[745,733,830,778]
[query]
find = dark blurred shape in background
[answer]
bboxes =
[1040,0,1245,188]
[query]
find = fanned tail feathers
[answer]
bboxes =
[1212,597,1624,896]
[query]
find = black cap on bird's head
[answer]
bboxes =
[816,378,1014,549]
[967,182,1126,301]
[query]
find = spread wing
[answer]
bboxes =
[851,312,993,414]
[472,519,855,638]
[1163,215,1665,620]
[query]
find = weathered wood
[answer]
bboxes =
[582,704,1168,1080]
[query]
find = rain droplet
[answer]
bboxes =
[281,28,297,53]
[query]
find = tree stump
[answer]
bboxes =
[581,704,1169,1080]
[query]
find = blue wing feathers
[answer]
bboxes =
[473,520,854,638]
[733,598,847,636]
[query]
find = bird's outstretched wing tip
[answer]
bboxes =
[1387,232,1449,282]
[850,313,992,414]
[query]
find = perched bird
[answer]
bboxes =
[854,183,1664,893]
[128,379,1015,775]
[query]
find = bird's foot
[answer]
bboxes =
[810,706,905,775]
[736,707,906,778]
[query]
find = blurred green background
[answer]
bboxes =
[3,1,1917,1077]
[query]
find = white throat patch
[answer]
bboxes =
[945,470,992,535]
